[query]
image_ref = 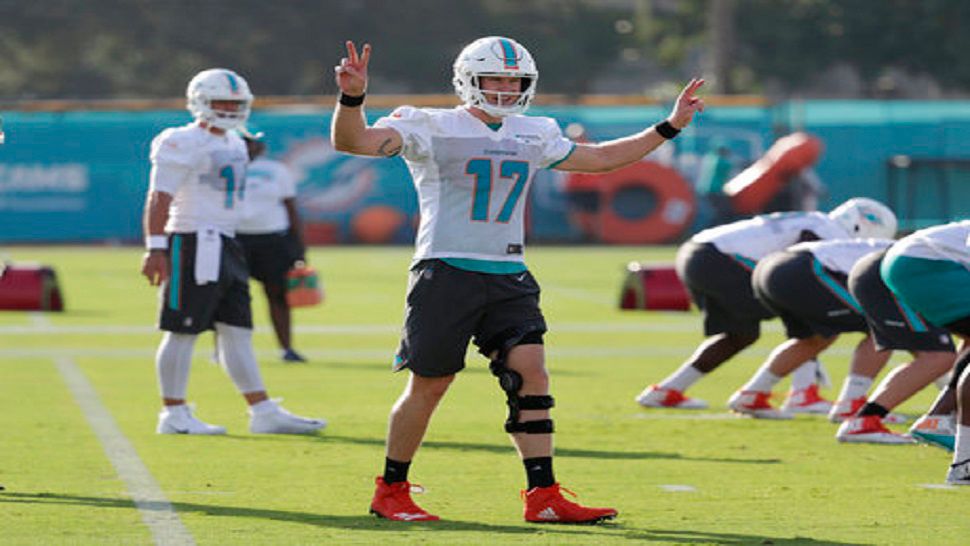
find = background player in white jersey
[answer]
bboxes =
[636,200,897,411]
[727,238,894,419]
[237,134,308,363]
[140,68,325,436]
[880,221,970,484]
[331,37,704,523]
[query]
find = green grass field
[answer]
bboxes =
[0,245,966,545]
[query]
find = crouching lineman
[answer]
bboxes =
[728,237,895,419]
[141,68,326,435]
[636,198,896,411]
[831,247,956,443]
[880,221,970,484]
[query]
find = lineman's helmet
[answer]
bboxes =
[828,197,897,239]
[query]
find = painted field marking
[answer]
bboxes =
[659,484,698,492]
[55,357,195,546]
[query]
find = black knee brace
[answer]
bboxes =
[488,333,554,434]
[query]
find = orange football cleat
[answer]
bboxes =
[522,483,617,524]
[369,477,440,522]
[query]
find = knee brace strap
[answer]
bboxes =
[506,418,554,434]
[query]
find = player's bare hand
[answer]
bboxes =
[668,78,705,130]
[334,41,371,96]
[141,251,169,286]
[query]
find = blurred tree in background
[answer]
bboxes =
[0,0,966,100]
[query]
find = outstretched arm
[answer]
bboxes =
[330,41,404,157]
[554,78,705,173]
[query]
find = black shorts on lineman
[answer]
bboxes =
[675,240,774,338]
[752,249,868,339]
[394,259,547,377]
[237,230,302,287]
[848,249,955,353]
[158,233,252,334]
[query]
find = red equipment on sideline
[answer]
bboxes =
[0,263,65,311]
[285,262,323,308]
[619,263,690,311]
[722,132,823,214]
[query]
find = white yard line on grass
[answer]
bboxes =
[659,484,698,492]
[54,357,196,546]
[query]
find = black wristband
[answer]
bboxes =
[339,92,365,107]
[654,120,681,139]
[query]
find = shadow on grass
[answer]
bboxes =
[0,492,868,544]
[237,434,781,464]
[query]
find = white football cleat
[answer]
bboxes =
[945,458,970,485]
[157,404,227,435]
[909,414,955,452]
[835,415,914,444]
[728,390,792,420]
[635,385,709,409]
[249,399,327,434]
[781,384,833,414]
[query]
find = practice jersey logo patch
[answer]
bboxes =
[507,244,523,255]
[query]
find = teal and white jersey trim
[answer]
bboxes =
[441,257,527,274]
[548,142,577,169]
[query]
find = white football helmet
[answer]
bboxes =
[186,68,253,131]
[452,36,538,117]
[828,197,897,239]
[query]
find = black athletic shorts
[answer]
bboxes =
[394,259,547,377]
[753,249,868,339]
[675,240,774,338]
[237,230,303,286]
[158,232,252,334]
[848,250,954,353]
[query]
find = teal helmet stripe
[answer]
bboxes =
[225,72,239,93]
[498,38,518,69]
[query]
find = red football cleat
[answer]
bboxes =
[522,483,617,524]
[369,477,440,522]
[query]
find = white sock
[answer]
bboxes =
[790,360,818,391]
[742,366,783,393]
[215,322,266,394]
[156,332,197,399]
[837,374,873,402]
[250,399,276,413]
[954,425,970,464]
[659,365,704,391]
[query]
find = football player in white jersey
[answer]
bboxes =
[636,199,897,411]
[237,134,308,363]
[880,221,970,484]
[332,37,704,523]
[141,68,325,436]
[727,238,896,419]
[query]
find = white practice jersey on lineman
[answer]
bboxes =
[374,106,574,263]
[149,124,249,234]
[885,220,970,265]
[693,211,851,262]
[237,157,297,234]
[789,238,894,274]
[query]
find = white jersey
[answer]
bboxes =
[237,157,297,234]
[149,124,249,235]
[374,106,574,263]
[885,220,970,265]
[693,211,851,262]
[789,238,894,274]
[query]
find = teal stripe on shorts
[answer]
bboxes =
[881,254,970,327]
